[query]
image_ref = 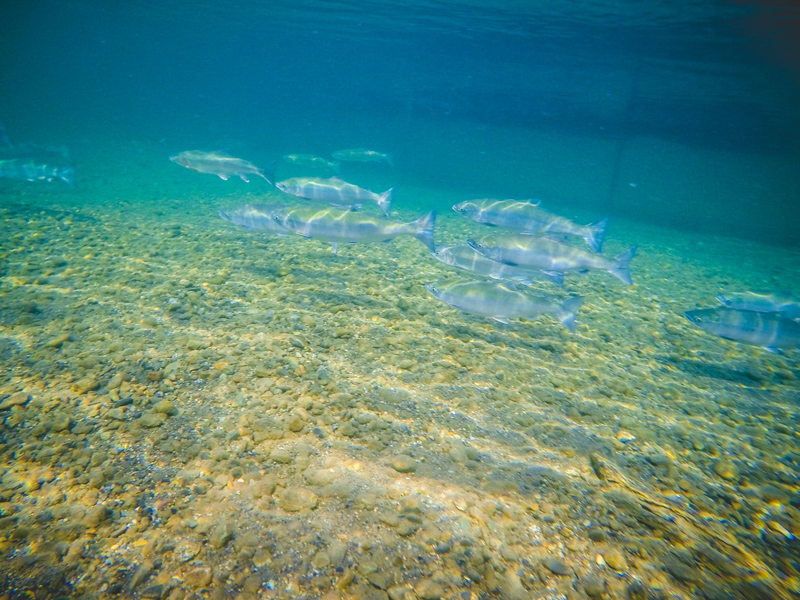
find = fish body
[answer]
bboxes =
[332,148,393,166]
[282,154,340,173]
[0,158,73,185]
[425,280,583,331]
[170,150,270,183]
[468,234,636,285]
[219,204,288,235]
[453,199,607,252]
[685,307,800,349]
[276,176,392,216]
[271,205,435,252]
[716,292,800,320]
[432,245,563,286]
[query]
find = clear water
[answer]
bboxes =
[1,1,799,598]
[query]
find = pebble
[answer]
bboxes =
[152,400,177,415]
[0,393,30,410]
[582,575,605,597]
[542,557,572,576]
[713,458,739,481]
[604,547,628,571]
[414,577,445,600]
[72,377,99,394]
[388,455,417,473]
[184,565,213,589]
[279,487,319,512]
[138,412,166,428]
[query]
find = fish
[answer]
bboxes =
[431,245,563,286]
[716,292,800,320]
[282,154,340,173]
[270,205,435,253]
[453,199,607,252]
[425,280,583,331]
[685,307,800,350]
[218,204,288,235]
[276,176,392,216]
[170,150,271,183]
[0,158,74,185]
[332,148,393,166]
[468,234,636,285]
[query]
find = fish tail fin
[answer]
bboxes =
[609,246,637,285]
[541,270,565,287]
[378,187,393,216]
[585,217,608,253]
[557,295,584,332]
[385,153,394,166]
[260,160,276,186]
[413,210,437,253]
[330,160,341,174]
[59,167,75,186]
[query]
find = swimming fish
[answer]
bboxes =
[431,245,563,286]
[218,204,288,235]
[425,280,583,331]
[170,150,271,183]
[270,205,435,253]
[468,234,636,285]
[716,292,800,320]
[276,176,392,216]
[332,148,393,166]
[453,199,607,252]
[685,307,800,350]
[282,154,340,173]
[0,158,74,185]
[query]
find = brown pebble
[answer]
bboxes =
[184,565,213,589]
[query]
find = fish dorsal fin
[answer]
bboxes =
[524,199,541,206]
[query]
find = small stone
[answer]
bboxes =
[175,540,201,562]
[288,415,304,432]
[152,400,177,415]
[85,505,111,527]
[0,392,30,410]
[270,448,292,464]
[542,557,572,576]
[388,455,417,473]
[279,487,318,512]
[51,412,73,432]
[138,412,166,428]
[129,560,153,590]
[210,521,235,549]
[604,547,628,571]
[46,332,70,348]
[587,528,606,542]
[583,575,605,597]
[147,371,163,382]
[396,520,419,537]
[185,565,213,589]
[414,577,445,600]
[368,571,392,590]
[72,377,99,394]
[311,550,331,570]
[713,458,739,481]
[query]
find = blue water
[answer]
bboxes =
[2,0,798,241]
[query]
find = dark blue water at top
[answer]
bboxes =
[1,0,799,242]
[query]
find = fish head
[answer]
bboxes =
[452,201,479,219]
[715,294,732,307]
[169,153,189,167]
[432,247,453,262]
[685,308,721,329]
[424,283,443,299]
[467,238,497,259]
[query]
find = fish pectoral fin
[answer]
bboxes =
[218,174,229,180]
[491,317,511,324]
[330,242,339,254]
[239,174,251,183]
[763,346,782,354]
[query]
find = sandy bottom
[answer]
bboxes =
[1,144,799,600]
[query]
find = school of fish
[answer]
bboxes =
[2,125,796,351]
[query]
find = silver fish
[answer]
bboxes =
[453,199,607,252]
[332,148,393,166]
[716,292,800,320]
[468,234,636,285]
[276,176,392,216]
[685,307,800,350]
[432,245,563,286]
[0,158,73,185]
[282,154,340,173]
[219,204,288,235]
[271,205,435,253]
[425,280,583,331]
[170,150,270,183]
